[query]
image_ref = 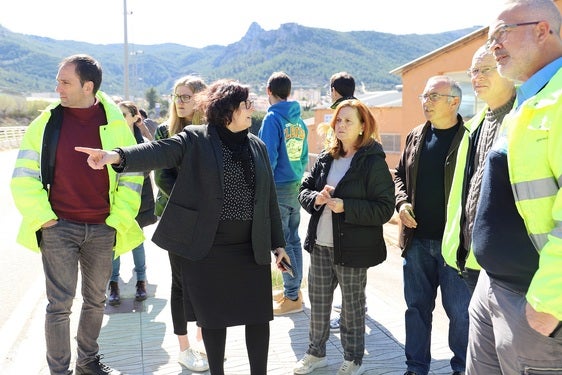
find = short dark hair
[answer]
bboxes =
[330,72,355,98]
[204,79,249,128]
[139,108,148,119]
[267,72,291,100]
[60,54,102,94]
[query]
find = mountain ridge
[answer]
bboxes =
[0,22,481,97]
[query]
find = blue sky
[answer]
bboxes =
[0,0,502,48]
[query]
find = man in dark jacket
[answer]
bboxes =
[394,75,470,375]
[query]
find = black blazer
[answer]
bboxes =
[119,124,285,264]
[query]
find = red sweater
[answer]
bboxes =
[49,103,110,223]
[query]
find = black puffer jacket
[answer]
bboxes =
[299,141,395,268]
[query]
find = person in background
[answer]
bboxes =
[468,0,562,372]
[442,45,515,293]
[258,71,309,316]
[154,75,209,371]
[326,71,364,331]
[138,108,158,139]
[107,101,157,306]
[10,54,143,375]
[329,72,357,109]
[76,79,290,375]
[295,99,395,375]
[394,76,469,375]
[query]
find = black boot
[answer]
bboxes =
[108,281,120,306]
[75,354,120,374]
[135,281,147,301]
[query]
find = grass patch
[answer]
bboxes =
[271,264,308,291]
[271,266,284,290]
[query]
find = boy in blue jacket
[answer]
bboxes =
[259,71,309,315]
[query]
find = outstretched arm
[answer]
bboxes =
[75,147,121,170]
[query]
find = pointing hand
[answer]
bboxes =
[75,147,120,170]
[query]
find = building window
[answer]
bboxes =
[381,134,401,153]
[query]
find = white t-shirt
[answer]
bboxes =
[315,155,353,247]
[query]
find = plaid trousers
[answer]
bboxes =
[306,244,367,363]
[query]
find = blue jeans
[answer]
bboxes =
[276,182,303,300]
[403,238,470,375]
[111,242,146,282]
[40,219,116,375]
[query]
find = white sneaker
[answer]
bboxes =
[333,303,368,313]
[293,353,328,374]
[333,303,342,313]
[337,360,364,375]
[178,347,209,372]
[330,315,341,331]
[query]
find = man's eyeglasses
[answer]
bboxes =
[243,99,255,109]
[466,66,497,78]
[170,94,192,103]
[418,93,458,102]
[486,21,543,50]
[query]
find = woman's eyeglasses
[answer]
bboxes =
[171,94,192,104]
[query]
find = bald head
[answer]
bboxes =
[489,0,562,81]
[420,76,462,129]
[469,45,515,109]
[503,0,561,33]
[427,76,462,105]
[473,45,491,62]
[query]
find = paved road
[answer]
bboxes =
[0,149,455,374]
[0,149,46,367]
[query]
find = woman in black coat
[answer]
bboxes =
[295,99,395,375]
[153,76,209,371]
[77,79,290,375]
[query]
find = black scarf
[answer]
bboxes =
[215,125,252,184]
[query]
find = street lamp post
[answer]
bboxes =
[123,0,129,100]
[130,50,143,99]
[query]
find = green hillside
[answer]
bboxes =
[0,22,480,97]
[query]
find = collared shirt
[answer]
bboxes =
[516,56,562,109]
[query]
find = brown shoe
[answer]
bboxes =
[273,290,284,303]
[273,295,304,316]
[273,290,303,304]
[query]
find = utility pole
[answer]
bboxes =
[123,0,129,100]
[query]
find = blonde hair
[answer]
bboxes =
[168,76,207,135]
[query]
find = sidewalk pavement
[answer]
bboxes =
[2,208,455,374]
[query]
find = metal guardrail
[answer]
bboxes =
[0,126,26,150]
